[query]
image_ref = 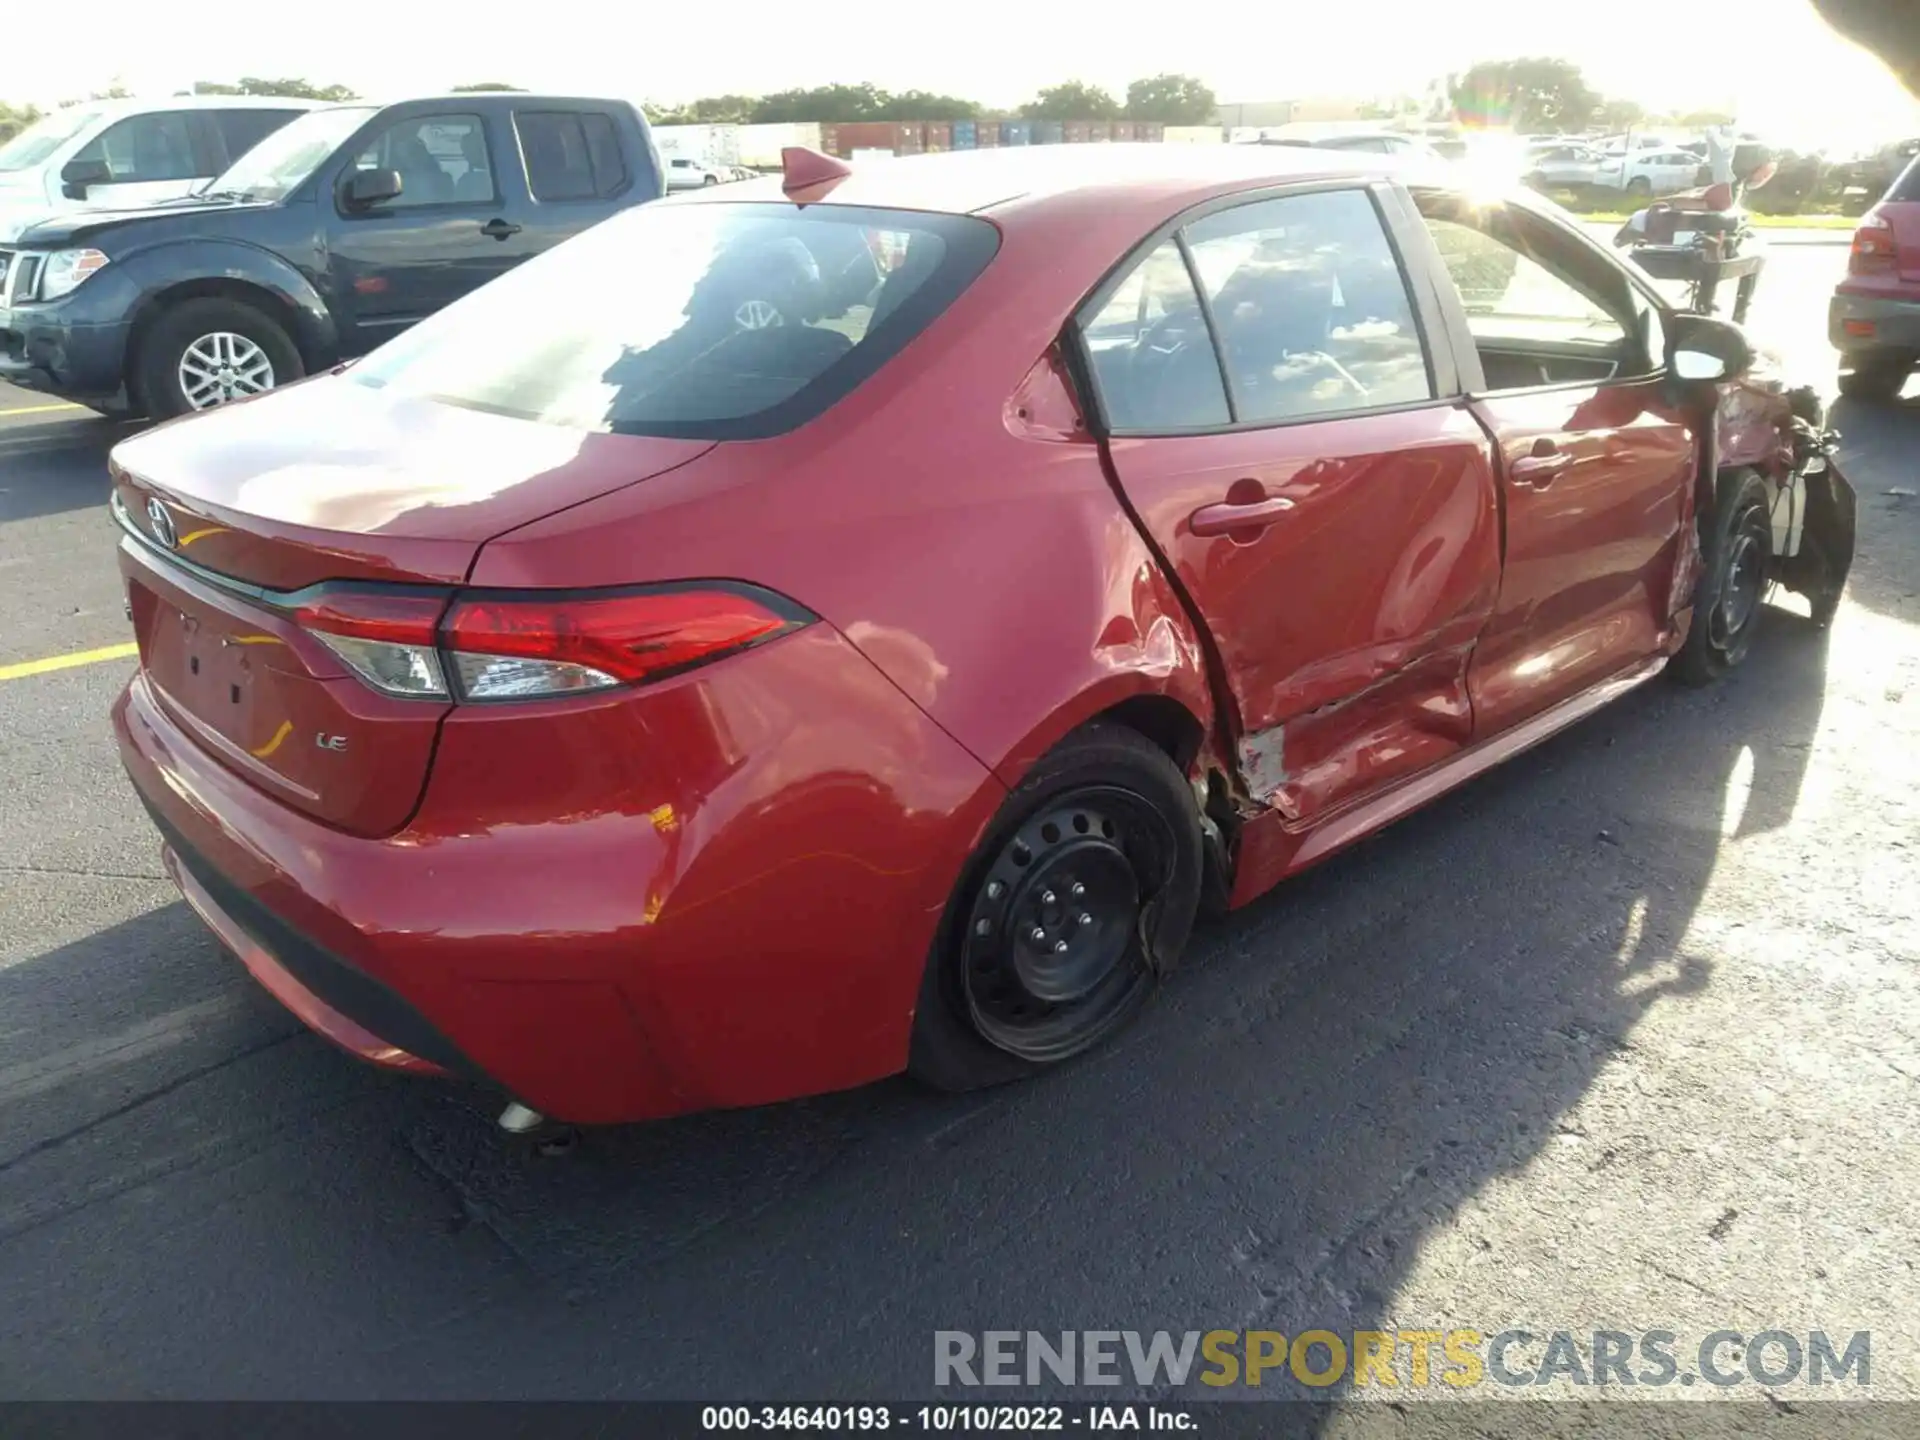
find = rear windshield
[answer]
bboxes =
[350,202,1000,440]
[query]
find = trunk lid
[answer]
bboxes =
[1880,160,1920,284]
[112,375,714,835]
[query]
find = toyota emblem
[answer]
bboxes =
[146,497,177,550]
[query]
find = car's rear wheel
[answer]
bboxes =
[908,724,1203,1091]
[135,297,304,420]
[1836,352,1913,403]
[1672,470,1773,686]
[1627,176,1654,199]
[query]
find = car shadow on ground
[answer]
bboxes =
[0,597,1838,1398]
[1827,396,1920,622]
[0,414,138,525]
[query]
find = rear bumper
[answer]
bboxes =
[114,623,1001,1125]
[1830,288,1920,355]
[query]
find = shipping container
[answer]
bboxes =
[1085,121,1112,142]
[821,120,923,157]
[1062,120,1091,143]
[1000,120,1031,146]
[976,120,1000,147]
[923,121,953,152]
[952,119,977,150]
[1032,119,1064,145]
[1136,122,1165,143]
[651,123,742,165]
[732,122,823,168]
[1110,121,1136,142]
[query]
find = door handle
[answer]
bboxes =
[480,218,522,240]
[1190,493,1296,537]
[1510,440,1573,486]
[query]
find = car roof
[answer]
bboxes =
[62,94,327,117]
[674,142,1401,225]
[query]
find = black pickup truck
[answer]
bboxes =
[0,94,663,417]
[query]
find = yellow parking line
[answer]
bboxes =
[0,402,84,417]
[0,642,139,681]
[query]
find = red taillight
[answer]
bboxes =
[293,590,447,646]
[1850,214,1897,275]
[443,588,802,698]
[295,590,452,700]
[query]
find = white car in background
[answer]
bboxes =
[663,155,727,189]
[0,95,318,241]
[1526,142,1607,188]
[1592,146,1706,198]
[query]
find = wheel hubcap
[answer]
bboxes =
[178,332,275,410]
[958,788,1171,1063]
[1709,514,1768,653]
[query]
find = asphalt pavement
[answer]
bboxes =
[1,239,1917,1408]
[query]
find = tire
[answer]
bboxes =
[907,723,1204,1093]
[1627,176,1654,200]
[1671,470,1773,686]
[133,297,304,421]
[1836,353,1912,403]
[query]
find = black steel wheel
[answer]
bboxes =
[1672,470,1773,686]
[909,724,1204,1090]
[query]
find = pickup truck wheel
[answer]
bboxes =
[908,724,1203,1092]
[136,298,304,420]
[1671,471,1772,687]
[1836,353,1913,403]
[1627,176,1654,199]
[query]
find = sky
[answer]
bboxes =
[18,0,1920,153]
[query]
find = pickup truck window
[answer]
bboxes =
[350,113,495,208]
[516,111,628,202]
[73,112,198,184]
[207,105,376,202]
[0,106,103,171]
[349,203,998,440]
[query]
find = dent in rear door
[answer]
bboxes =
[1079,184,1503,822]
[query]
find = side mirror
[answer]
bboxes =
[59,158,112,199]
[341,167,403,210]
[1668,312,1755,383]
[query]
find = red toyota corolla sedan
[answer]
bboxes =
[109,144,1855,1127]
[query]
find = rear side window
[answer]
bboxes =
[71,112,199,183]
[516,111,628,201]
[1889,155,1920,203]
[349,203,999,439]
[1082,240,1231,431]
[215,109,302,164]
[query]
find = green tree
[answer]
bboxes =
[1596,98,1646,130]
[194,78,358,102]
[646,93,757,125]
[1123,73,1216,124]
[0,100,43,144]
[1677,108,1736,128]
[1023,81,1121,120]
[1449,57,1599,132]
[877,89,980,120]
[451,82,524,93]
[750,83,889,123]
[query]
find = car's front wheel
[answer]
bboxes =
[134,297,304,420]
[1672,470,1773,686]
[908,723,1204,1091]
